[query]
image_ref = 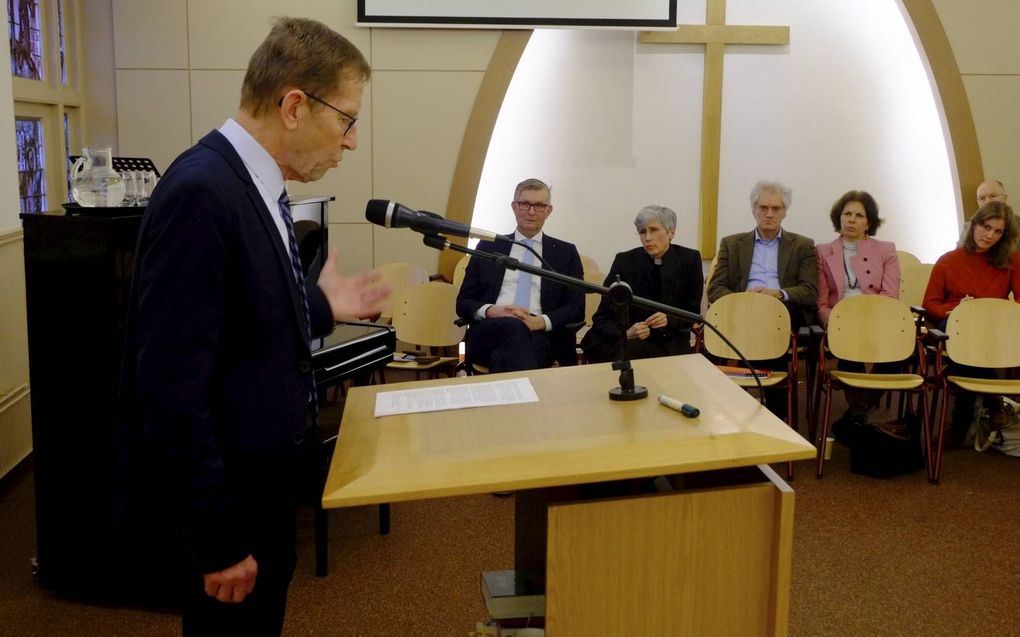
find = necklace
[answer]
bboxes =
[842,240,859,290]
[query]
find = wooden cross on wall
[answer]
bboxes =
[639,0,789,259]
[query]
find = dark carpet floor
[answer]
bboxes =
[2,386,1018,636]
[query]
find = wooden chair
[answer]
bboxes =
[899,262,934,309]
[574,268,605,360]
[702,292,800,478]
[704,253,719,287]
[814,295,931,479]
[451,254,471,288]
[385,282,466,380]
[931,298,1020,484]
[896,262,937,414]
[896,250,922,271]
[374,262,429,323]
[580,254,601,280]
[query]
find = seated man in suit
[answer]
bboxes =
[707,180,818,419]
[456,178,585,372]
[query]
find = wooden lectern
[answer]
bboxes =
[323,355,815,636]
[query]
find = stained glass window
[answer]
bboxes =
[8,0,44,80]
[57,0,66,84]
[63,111,71,194]
[16,117,46,213]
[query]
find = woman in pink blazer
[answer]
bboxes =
[816,190,900,326]
[817,191,901,436]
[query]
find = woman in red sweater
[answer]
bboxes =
[923,200,1020,438]
[923,201,1020,326]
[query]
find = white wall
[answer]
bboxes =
[475,0,959,271]
[933,0,1020,198]
[107,0,500,275]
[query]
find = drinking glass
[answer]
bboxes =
[138,170,157,205]
[120,171,138,206]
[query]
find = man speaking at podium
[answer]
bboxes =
[456,178,585,372]
[117,18,388,635]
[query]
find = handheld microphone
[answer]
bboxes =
[365,199,504,242]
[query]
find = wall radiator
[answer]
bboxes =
[0,384,32,479]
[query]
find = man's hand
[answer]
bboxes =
[626,322,651,340]
[485,304,526,319]
[644,312,668,329]
[318,248,392,321]
[508,306,545,331]
[204,555,257,603]
[749,286,783,299]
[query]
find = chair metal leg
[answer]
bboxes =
[816,382,834,478]
[378,503,390,535]
[805,356,816,430]
[809,357,825,446]
[786,380,796,480]
[919,387,934,483]
[932,388,951,484]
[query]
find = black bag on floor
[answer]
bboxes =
[847,416,924,479]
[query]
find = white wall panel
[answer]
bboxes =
[112,0,188,69]
[115,70,191,173]
[187,0,369,70]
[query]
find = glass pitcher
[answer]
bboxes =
[70,147,126,207]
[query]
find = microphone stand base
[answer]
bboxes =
[609,385,648,401]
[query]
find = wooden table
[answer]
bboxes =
[323,355,815,636]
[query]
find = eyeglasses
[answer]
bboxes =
[513,201,550,213]
[299,91,358,135]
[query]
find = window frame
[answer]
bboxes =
[10,0,83,211]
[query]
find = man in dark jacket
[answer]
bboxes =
[117,17,388,635]
[456,178,585,372]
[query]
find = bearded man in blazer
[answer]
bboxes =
[117,18,389,636]
[456,178,585,372]
[706,180,817,421]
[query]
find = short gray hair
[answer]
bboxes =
[634,205,677,233]
[749,180,792,211]
[514,178,551,200]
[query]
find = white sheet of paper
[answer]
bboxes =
[373,378,539,417]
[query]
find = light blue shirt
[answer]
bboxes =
[218,118,291,258]
[476,230,553,331]
[747,229,789,301]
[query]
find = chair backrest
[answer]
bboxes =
[944,298,1020,368]
[391,281,467,347]
[896,250,922,270]
[704,292,791,360]
[374,262,430,321]
[704,253,719,286]
[580,254,601,280]
[452,255,471,288]
[582,268,604,326]
[827,295,916,363]
[898,262,934,307]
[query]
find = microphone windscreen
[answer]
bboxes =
[364,199,392,227]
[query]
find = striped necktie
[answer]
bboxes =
[279,191,317,418]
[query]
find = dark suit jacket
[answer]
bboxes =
[707,229,818,319]
[456,233,585,361]
[584,244,703,361]
[117,130,335,574]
